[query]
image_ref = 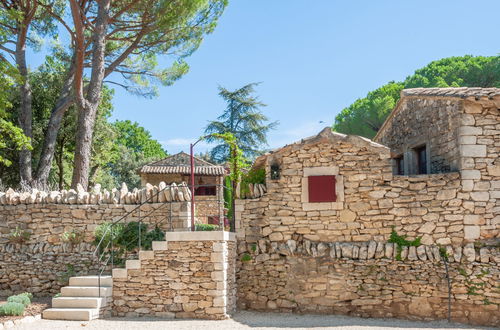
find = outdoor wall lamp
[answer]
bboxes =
[270,163,281,180]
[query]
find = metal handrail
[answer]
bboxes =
[93,183,233,297]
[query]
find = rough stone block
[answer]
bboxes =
[464,226,480,241]
[460,145,486,158]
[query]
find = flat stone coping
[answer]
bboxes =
[165,231,236,242]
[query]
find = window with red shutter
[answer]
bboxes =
[308,175,336,202]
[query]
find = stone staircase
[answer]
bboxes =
[42,275,113,321]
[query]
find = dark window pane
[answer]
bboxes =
[395,157,404,175]
[415,146,427,174]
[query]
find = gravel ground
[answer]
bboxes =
[14,311,495,330]
[0,297,50,324]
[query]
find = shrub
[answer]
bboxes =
[240,168,266,197]
[143,226,165,250]
[0,302,25,316]
[61,229,83,245]
[8,226,31,244]
[195,224,219,231]
[18,292,33,300]
[93,222,124,252]
[241,253,252,262]
[7,294,30,307]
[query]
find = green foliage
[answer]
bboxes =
[93,222,125,253]
[18,292,33,300]
[93,221,165,266]
[102,120,168,190]
[439,246,449,261]
[241,253,252,262]
[458,268,468,277]
[251,243,257,252]
[113,120,167,159]
[0,61,31,167]
[117,222,165,251]
[61,229,83,246]
[388,227,421,260]
[240,168,266,197]
[195,224,219,231]
[7,294,30,307]
[205,83,278,162]
[57,264,76,285]
[388,228,422,247]
[0,302,25,316]
[223,176,233,220]
[8,226,31,244]
[333,55,500,138]
[211,132,248,183]
[143,226,165,250]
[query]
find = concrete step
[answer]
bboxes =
[61,286,112,297]
[43,308,99,321]
[69,275,112,287]
[52,296,107,309]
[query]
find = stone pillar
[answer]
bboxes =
[112,231,236,320]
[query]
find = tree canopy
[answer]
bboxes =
[0,0,227,189]
[204,83,278,163]
[333,55,500,138]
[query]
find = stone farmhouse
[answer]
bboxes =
[0,87,498,326]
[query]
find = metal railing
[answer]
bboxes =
[91,183,233,296]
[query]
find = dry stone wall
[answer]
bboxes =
[112,232,236,320]
[234,127,499,326]
[236,239,499,326]
[0,183,192,296]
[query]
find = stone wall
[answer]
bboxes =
[195,195,224,224]
[0,184,192,296]
[236,239,499,326]
[376,96,462,173]
[234,127,499,326]
[458,98,500,242]
[236,146,496,246]
[112,231,236,320]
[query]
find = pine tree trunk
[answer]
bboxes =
[35,70,74,186]
[15,26,32,184]
[70,0,111,190]
[71,103,98,190]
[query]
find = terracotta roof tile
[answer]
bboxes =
[138,152,225,176]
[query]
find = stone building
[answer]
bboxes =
[233,87,499,324]
[375,87,500,177]
[138,152,227,224]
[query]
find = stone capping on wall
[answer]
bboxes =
[240,239,499,264]
[165,231,236,242]
[0,181,192,205]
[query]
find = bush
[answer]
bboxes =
[7,294,30,307]
[0,302,25,316]
[18,292,33,300]
[195,224,219,231]
[8,226,31,244]
[61,229,83,245]
[93,222,124,252]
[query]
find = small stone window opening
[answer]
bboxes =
[414,145,428,174]
[308,175,336,203]
[270,163,281,180]
[394,155,404,175]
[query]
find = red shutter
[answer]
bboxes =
[308,175,336,203]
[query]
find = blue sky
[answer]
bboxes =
[106,0,500,154]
